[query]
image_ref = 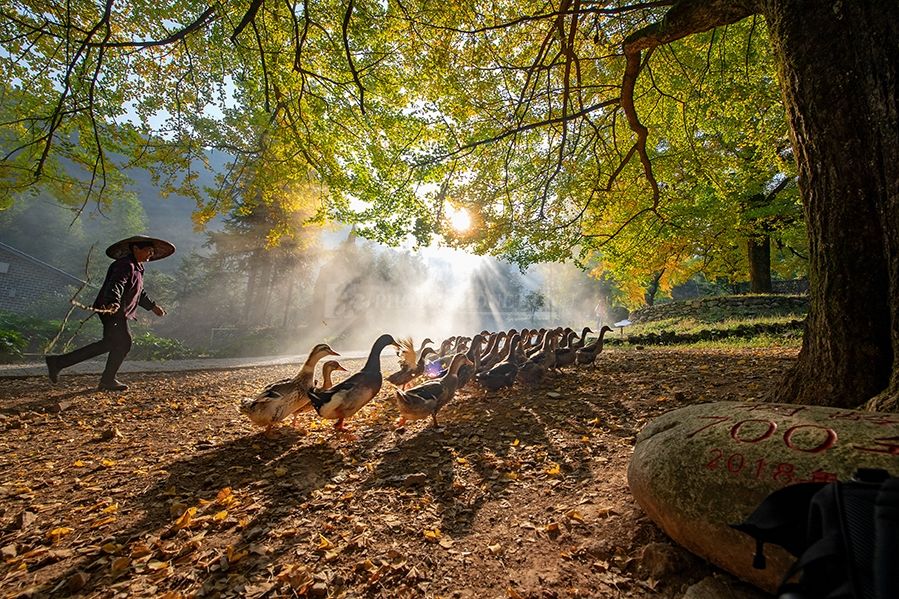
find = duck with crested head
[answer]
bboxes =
[308,334,397,432]
[394,352,472,428]
[240,343,339,434]
[387,338,437,389]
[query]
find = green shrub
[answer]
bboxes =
[130,332,198,361]
[0,328,25,361]
[0,309,199,362]
[212,328,289,358]
[0,309,102,360]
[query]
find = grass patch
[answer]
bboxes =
[605,297,807,348]
[627,313,806,336]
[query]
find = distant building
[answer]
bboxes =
[0,241,85,315]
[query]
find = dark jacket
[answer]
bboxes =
[93,255,157,319]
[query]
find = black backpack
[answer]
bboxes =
[732,468,899,599]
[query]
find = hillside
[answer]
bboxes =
[613,295,809,347]
[0,157,226,275]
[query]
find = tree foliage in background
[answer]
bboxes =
[1,2,898,409]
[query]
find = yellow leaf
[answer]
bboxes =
[91,516,117,529]
[456,457,468,465]
[423,529,441,542]
[73,460,86,467]
[226,545,248,564]
[147,560,168,571]
[174,507,196,529]
[505,472,519,480]
[545,464,561,476]
[215,487,232,504]
[102,503,119,514]
[213,510,228,522]
[581,436,591,444]
[100,458,116,468]
[47,527,73,541]
[565,510,586,523]
[317,535,332,550]
[511,439,520,447]
[358,558,377,572]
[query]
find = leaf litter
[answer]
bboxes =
[0,347,796,598]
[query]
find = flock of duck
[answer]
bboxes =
[239,325,615,436]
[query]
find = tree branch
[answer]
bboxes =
[342,0,366,114]
[231,0,264,44]
[415,98,619,166]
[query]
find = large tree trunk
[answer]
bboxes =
[644,270,664,307]
[747,235,772,294]
[763,0,899,409]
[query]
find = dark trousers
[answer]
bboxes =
[56,313,132,382]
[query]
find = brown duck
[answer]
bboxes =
[394,353,471,428]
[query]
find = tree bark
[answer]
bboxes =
[243,250,260,325]
[747,235,772,293]
[645,270,664,307]
[763,0,899,408]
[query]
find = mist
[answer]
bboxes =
[155,227,622,356]
[0,191,623,357]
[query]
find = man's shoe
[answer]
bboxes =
[45,355,61,383]
[97,379,129,391]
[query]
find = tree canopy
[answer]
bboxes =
[3,1,898,409]
[0,2,796,272]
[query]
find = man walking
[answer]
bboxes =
[45,235,175,391]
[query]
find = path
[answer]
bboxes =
[0,350,372,378]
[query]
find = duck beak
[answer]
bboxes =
[329,349,341,357]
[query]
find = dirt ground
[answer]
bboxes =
[0,347,798,599]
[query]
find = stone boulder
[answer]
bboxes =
[628,401,899,592]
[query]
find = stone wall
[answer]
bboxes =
[0,244,83,315]
[629,295,809,324]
